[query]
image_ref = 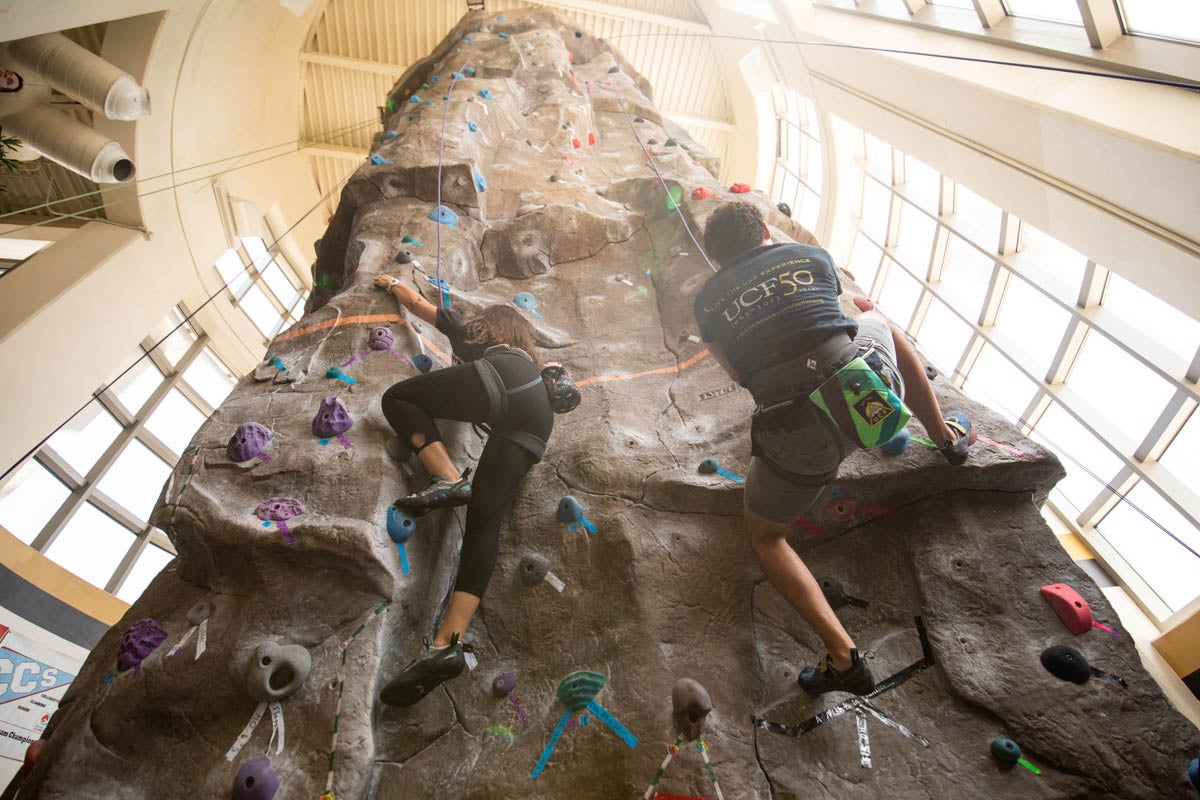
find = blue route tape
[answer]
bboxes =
[530,710,573,779]
[581,516,597,535]
[716,467,744,484]
[586,700,639,749]
[397,542,410,575]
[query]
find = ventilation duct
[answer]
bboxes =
[0,104,135,183]
[2,32,150,121]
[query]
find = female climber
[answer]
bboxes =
[373,272,563,707]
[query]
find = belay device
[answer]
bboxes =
[810,354,910,449]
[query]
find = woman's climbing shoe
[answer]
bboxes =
[393,470,472,515]
[380,634,473,707]
[940,412,973,466]
[798,649,875,696]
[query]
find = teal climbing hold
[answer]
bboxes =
[699,457,743,483]
[497,14,504,21]
[424,100,436,107]
[465,36,474,42]
[401,234,423,246]
[408,95,420,104]
[498,32,511,39]
[557,671,606,712]
[430,75,440,83]
[369,154,392,165]
[326,366,356,385]
[464,66,476,76]
[452,71,465,80]
[514,291,543,319]
[477,89,494,101]
[408,114,418,121]
[473,171,487,192]
[428,205,460,230]
[467,120,478,132]
[384,130,398,139]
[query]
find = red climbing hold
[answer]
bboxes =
[1040,583,1092,635]
[588,132,596,145]
[691,187,714,201]
[568,51,574,64]
[730,182,751,193]
[572,137,582,149]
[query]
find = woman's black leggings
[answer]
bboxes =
[380,352,554,597]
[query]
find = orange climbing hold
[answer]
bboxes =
[588,132,597,145]
[572,137,582,149]
[730,182,751,193]
[691,187,715,201]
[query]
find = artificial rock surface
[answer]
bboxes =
[11,9,1197,800]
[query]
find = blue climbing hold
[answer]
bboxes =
[430,75,441,83]
[497,14,505,21]
[556,495,597,534]
[473,171,487,192]
[881,427,910,455]
[369,154,392,165]
[698,457,744,483]
[477,88,493,101]
[387,506,417,544]
[465,36,474,43]
[513,291,542,318]
[452,71,465,80]
[412,354,433,373]
[384,130,398,139]
[428,205,460,230]
[269,356,286,371]
[426,276,451,291]
[408,95,421,104]
[401,234,423,246]
[498,32,511,39]
[467,120,478,132]
[464,66,476,76]
[423,100,435,107]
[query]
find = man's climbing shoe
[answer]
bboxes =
[798,649,875,696]
[393,470,472,516]
[940,412,973,466]
[380,634,473,707]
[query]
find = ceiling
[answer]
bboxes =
[300,0,736,217]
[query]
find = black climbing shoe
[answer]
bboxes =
[798,649,875,696]
[393,469,472,516]
[380,634,473,707]
[940,412,973,466]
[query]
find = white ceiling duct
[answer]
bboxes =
[2,32,150,121]
[0,104,135,183]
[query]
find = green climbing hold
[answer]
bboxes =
[386,99,396,110]
[666,184,683,211]
[556,671,606,711]
[422,82,430,90]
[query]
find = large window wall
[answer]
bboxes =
[768,88,822,236]
[836,117,1200,622]
[0,308,237,602]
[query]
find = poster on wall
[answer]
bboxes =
[0,624,80,785]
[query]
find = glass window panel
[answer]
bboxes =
[878,261,923,329]
[45,404,121,477]
[291,291,309,317]
[262,263,300,310]
[860,178,891,243]
[239,285,282,339]
[1118,0,1200,44]
[183,348,237,409]
[95,440,171,523]
[116,542,174,604]
[1160,408,1200,489]
[928,0,975,7]
[42,503,134,590]
[786,125,802,170]
[864,132,892,179]
[771,166,785,201]
[803,98,819,140]
[108,356,164,418]
[145,307,198,369]
[798,187,820,236]
[239,236,274,272]
[776,118,790,161]
[913,299,973,376]
[144,389,206,457]
[846,234,883,292]
[1034,402,1124,518]
[0,461,70,544]
[1103,272,1200,363]
[1065,329,1175,445]
[993,274,1072,377]
[903,154,940,214]
[1016,221,1087,292]
[215,248,251,297]
[950,182,1003,247]
[1095,482,1200,612]
[1003,0,1081,24]
[781,171,800,214]
[938,234,993,322]
[894,202,936,273]
[805,143,823,195]
[962,344,1039,425]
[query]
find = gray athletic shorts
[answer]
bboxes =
[744,318,903,524]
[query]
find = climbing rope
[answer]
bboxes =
[321,602,389,797]
[433,33,480,308]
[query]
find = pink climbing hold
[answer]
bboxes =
[730,182,751,193]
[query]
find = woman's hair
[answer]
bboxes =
[462,305,540,367]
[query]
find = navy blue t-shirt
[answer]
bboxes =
[693,243,858,384]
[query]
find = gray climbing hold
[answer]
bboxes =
[518,554,550,587]
[665,138,678,147]
[672,677,713,741]
[608,66,619,73]
[187,602,215,626]
[394,250,415,264]
[246,642,312,703]
[647,138,657,145]
[549,173,561,182]
[634,116,645,123]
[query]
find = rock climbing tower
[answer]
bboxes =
[11,9,1197,800]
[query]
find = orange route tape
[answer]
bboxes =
[271,314,450,364]
[576,350,711,387]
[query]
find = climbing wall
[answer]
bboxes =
[11,9,1197,800]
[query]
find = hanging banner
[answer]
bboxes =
[0,625,81,784]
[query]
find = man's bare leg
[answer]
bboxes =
[745,507,855,670]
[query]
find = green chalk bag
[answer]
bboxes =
[809,355,911,449]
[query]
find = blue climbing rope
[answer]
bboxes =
[434,34,480,308]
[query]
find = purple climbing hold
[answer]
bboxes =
[227,422,272,463]
[255,497,305,523]
[232,757,280,800]
[369,327,394,351]
[117,619,167,673]
[492,670,518,698]
[312,396,353,437]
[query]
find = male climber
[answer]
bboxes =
[693,202,972,695]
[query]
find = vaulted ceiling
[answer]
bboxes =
[299,0,735,216]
